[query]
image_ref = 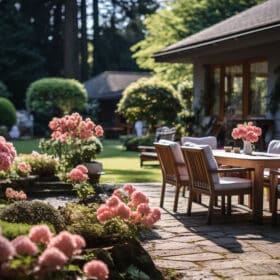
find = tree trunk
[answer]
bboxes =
[80,0,88,81]
[92,0,100,75]
[64,0,80,79]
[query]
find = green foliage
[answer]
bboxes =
[0,200,65,232]
[0,97,17,129]
[132,0,264,85]
[122,134,155,151]
[19,153,58,177]
[0,81,11,98]
[73,182,95,201]
[117,78,184,130]
[26,77,88,117]
[0,220,32,240]
[269,66,280,115]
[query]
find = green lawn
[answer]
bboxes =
[11,139,162,184]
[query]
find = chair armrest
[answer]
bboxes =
[138,145,156,152]
[270,169,280,176]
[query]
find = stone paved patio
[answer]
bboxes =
[133,183,280,280]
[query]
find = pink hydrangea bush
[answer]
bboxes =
[5,187,27,202]
[0,224,109,279]
[231,122,262,143]
[96,184,161,236]
[0,136,17,171]
[14,161,32,177]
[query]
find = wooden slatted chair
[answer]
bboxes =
[154,141,189,212]
[181,145,254,224]
[270,169,280,225]
[264,140,280,211]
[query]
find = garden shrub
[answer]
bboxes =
[0,220,32,239]
[0,200,65,231]
[0,81,11,98]
[0,97,17,129]
[122,134,155,151]
[26,77,88,116]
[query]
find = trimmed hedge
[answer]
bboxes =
[0,97,17,129]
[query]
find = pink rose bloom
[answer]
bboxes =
[130,211,142,224]
[29,225,53,245]
[38,247,68,271]
[131,191,149,206]
[48,231,76,258]
[76,164,88,174]
[83,260,109,280]
[69,168,88,182]
[116,203,131,219]
[137,203,151,215]
[18,162,31,173]
[123,184,136,195]
[246,131,258,143]
[95,125,104,137]
[0,236,15,262]
[96,205,113,222]
[253,126,262,136]
[11,236,37,256]
[106,196,121,208]
[112,189,126,201]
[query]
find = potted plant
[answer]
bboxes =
[39,113,104,176]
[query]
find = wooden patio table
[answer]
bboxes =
[213,149,280,224]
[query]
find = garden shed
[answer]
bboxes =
[154,0,280,142]
[84,71,150,137]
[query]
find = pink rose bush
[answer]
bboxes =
[69,165,94,201]
[5,187,27,202]
[97,184,161,234]
[231,122,262,143]
[0,136,17,171]
[0,224,109,279]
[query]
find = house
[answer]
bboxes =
[153,0,280,144]
[84,71,150,138]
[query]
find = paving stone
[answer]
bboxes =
[153,259,199,270]
[180,270,221,280]
[238,275,280,280]
[213,268,249,278]
[163,252,224,262]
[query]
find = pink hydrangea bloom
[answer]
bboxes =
[5,188,27,201]
[231,122,262,143]
[116,203,131,219]
[96,205,113,222]
[141,215,155,228]
[29,225,53,245]
[11,236,37,256]
[83,260,109,280]
[76,164,88,174]
[48,231,76,258]
[18,162,32,173]
[72,234,86,254]
[38,247,68,272]
[69,167,88,182]
[129,211,142,224]
[130,191,149,206]
[106,196,121,208]
[137,203,151,215]
[0,137,16,171]
[151,208,161,222]
[123,184,136,195]
[0,235,15,262]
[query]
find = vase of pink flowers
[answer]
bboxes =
[231,122,262,155]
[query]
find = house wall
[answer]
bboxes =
[192,41,280,139]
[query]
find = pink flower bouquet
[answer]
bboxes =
[231,122,262,143]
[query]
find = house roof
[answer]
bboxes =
[154,0,280,62]
[84,71,151,99]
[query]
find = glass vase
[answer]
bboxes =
[242,140,253,155]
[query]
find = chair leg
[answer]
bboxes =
[221,195,226,215]
[187,189,193,216]
[272,192,278,226]
[160,181,166,208]
[227,195,232,215]
[173,185,180,212]
[214,196,218,207]
[182,185,186,197]
[248,194,253,209]
[207,195,214,225]
[238,194,244,205]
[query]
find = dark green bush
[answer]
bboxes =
[0,81,11,98]
[25,77,88,117]
[0,97,17,129]
[123,134,155,151]
[0,200,65,232]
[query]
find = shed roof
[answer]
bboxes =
[154,0,280,61]
[84,71,151,99]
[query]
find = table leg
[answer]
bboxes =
[252,166,264,224]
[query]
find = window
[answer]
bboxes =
[210,60,267,119]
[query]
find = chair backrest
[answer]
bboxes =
[155,127,176,142]
[154,141,188,181]
[181,145,219,193]
[180,136,217,149]
[267,140,280,154]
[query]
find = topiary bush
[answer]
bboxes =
[0,97,17,130]
[0,81,11,98]
[26,77,88,116]
[0,200,65,232]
